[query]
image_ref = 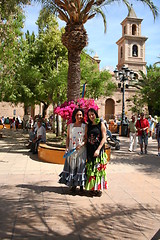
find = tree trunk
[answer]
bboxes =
[67,50,81,101]
[24,105,29,115]
[42,103,49,119]
[62,119,67,136]
[56,115,61,137]
[62,23,88,101]
[52,103,56,133]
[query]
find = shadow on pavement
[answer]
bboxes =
[110,137,160,179]
[1,186,159,239]
[16,184,102,198]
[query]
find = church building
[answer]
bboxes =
[97,5,148,122]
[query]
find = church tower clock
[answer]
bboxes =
[116,5,148,77]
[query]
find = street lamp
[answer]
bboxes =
[114,65,134,136]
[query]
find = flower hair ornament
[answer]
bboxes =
[94,118,100,124]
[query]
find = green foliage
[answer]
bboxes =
[16,13,68,115]
[80,52,116,99]
[129,66,160,115]
[0,0,30,20]
[0,6,25,101]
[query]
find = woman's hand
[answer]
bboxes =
[76,144,82,150]
[76,142,85,151]
[94,149,100,157]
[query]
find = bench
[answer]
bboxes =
[38,143,111,164]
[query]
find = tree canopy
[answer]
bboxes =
[129,65,160,116]
[80,52,116,99]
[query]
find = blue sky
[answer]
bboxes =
[23,1,160,70]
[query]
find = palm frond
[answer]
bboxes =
[92,7,107,33]
[58,9,69,22]
[137,0,159,20]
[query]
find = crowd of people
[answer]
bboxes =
[0,115,47,154]
[127,113,160,156]
[0,116,22,130]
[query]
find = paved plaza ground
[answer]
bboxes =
[0,129,160,240]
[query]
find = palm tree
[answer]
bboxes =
[37,0,158,101]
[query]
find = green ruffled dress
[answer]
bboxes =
[85,122,108,191]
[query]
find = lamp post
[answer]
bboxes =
[114,65,134,136]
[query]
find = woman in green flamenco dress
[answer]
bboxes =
[86,108,108,196]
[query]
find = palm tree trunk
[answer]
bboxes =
[62,23,88,101]
[67,49,81,101]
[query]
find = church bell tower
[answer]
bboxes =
[116,5,148,76]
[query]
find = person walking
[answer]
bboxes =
[59,108,87,193]
[153,115,158,138]
[155,120,160,156]
[85,108,108,196]
[15,117,19,130]
[136,112,149,154]
[128,115,137,152]
[148,115,154,137]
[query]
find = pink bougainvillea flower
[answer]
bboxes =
[54,98,99,124]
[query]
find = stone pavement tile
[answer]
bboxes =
[117,204,160,239]
[130,210,160,239]
[96,201,145,238]
[4,174,26,186]
[44,216,75,238]
[23,174,44,184]
[0,174,10,186]
[0,198,20,239]
[0,223,13,240]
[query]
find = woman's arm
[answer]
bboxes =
[94,122,106,157]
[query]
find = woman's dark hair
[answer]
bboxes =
[87,108,99,125]
[72,108,84,123]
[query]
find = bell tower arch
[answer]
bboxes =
[116,5,148,75]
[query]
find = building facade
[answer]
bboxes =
[97,6,147,122]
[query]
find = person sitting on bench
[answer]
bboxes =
[30,118,46,154]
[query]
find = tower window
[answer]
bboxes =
[124,26,126,34]
[121,46,123,58]
[132,24,136,35]
[132,45,138,57]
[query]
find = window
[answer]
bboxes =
[124,26,126,34]
[132,24,136,35]
[121,46,123,58]
[132,45,138,57]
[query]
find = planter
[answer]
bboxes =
[38,143,65,164]
[38,143,111,165]
[4,124,11,129]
